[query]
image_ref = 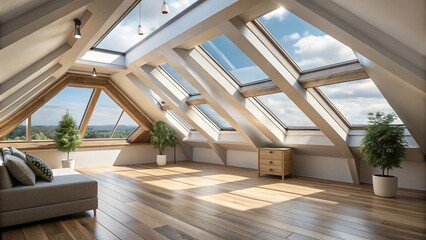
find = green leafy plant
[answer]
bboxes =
[150,121,177,155]
[360,112,406,176]
[54,112,82,160]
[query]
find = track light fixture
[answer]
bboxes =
[137,2,143,35]
[161,0,169,14]
[74,19,81,39]
[92,68,97,77]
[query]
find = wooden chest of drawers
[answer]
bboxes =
[258,148,292,181]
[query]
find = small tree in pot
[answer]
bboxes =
[151,121,177,166]
[54,112,82,169]
[360,112,406,197]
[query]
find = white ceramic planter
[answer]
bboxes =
[61,159,75,169]
[372,175,398,197]
[156,155,167,166]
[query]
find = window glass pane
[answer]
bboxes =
[162,64,199,95]
[84,91,123,139]
[256,93,316,128]
[96,0,198,52]
[258,8,356,71]
[111,112,139,138]
[195,104,234,130]
[167,110,195,131]
[31,87,93,140]
[2,121,26,141]
[202,34,269,85]
[319,79,403,125]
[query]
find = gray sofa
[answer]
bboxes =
[0,151,97,228]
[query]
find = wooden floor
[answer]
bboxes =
[1,161,425,240]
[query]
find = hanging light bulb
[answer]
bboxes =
[161,0,169,14]
[92,68,97,77]
[74,19,81,39]
[137,2,143,35]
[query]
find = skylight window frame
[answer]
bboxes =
[193,104,235,131]
[166,110,196,131]
[159,65,200,97]
[93,0,205,54]
[199,43,271,87]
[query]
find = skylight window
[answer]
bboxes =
[95,0,199,53]
[255,93,316,128]
[257,7,357,71]
[195,104,234,130]
[162,64,199,95]
[31,87,93,140]
[202,34,269,85]
[318,79,403,125]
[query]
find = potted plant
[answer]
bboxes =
[54,112,82,169]
[360,112,406,197]
[150,121,177,166]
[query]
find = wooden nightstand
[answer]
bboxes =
[258,148,293,181]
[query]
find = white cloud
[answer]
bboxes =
[292,34,356,69]
[260,7,288,22]
[282,32,301,41]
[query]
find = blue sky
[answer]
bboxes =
[31,87,138,126]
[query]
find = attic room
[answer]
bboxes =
[0,0,425,239]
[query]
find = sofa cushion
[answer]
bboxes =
[0,171,97,212]
[10,147,26,161]
[5,155,36,186]
[26,154,53,182]
[0,153,14,189]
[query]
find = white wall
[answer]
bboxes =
[26,145,187,169]
[192,147,426,190]
[293,154,353,183]
[360,160,426,190]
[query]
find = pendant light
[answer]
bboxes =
[161,0,169,14]
[137,1,143,35]
[74,19,81,39]
[92,68,97,77]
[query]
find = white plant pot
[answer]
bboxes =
[372,175,398,197]
[62,159,75,169]
[156,155,167,166]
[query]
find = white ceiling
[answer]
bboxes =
[331,0,426,56]
[0,0,50,24]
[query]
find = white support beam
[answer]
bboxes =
[275,0,425,93]
[219,17,359,183]
[128,64,228,164]
[118,73,193,160]
[0,44,70,101]
[169,48,286,147]
[0,0,93,49]
[0,64,62,118]
[164,50,269,151]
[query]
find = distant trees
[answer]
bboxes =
[3,124,136,141]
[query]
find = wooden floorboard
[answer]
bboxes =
[1,161,425,240]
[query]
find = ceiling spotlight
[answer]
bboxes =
[161,0,169,14]
[137,2,143,35]
[92,68,97,77]
[74,19,81,39]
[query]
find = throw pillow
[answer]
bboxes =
[10,147,26,161]
[0,153,14,189]
[26,153,54,182]
[5,155,36,186]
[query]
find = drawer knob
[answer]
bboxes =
[269,151,273,153]
[269,161,273,164]
[269,168,273,172]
